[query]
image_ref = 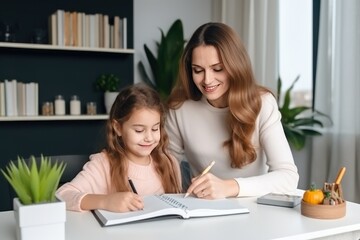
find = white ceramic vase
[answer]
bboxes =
[104,91,119,114]
[13,198,66,240]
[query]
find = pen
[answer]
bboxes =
[335,167,346,185]
[128,178,138,194]
[184,160,215,198]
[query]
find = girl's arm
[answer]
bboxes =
[81,192,143,212]
[56,152,120,211]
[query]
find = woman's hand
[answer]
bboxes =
[186,173,239,199]
[81,192,144,212]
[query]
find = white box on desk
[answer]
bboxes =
[13,198,66,240]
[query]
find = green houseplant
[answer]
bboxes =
[1,155,66,205]
[95,73,121,113]
[1,155,67,240]
[95,73,120,92]
[277,76,331,151]
[138,19,186,100]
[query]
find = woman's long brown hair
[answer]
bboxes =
[106,83,181,193]
[168,22,270,168]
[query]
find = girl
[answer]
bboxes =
[166,22,299,199]
[57,83,182,212]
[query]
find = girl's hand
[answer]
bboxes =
[103,192,144,212]
[186,173,239,199]
[81,192,144,212]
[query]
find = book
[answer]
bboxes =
[84,14,90,47]
[113,16,120,49]
[16,81,26,116]
[93,194,249,226]
[103,14,110,48]
[64,11,70,46]
[25,82,37,116]
[56,9,64,46]
[89,14,96,48]
[49,13,57,45]
[71,11,78,46]
[77,12,84,47]
[0,81,5,116]
[122,17,127,49]
[118,17,123,49]
[4,79,17,116]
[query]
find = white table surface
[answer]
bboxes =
[1,195,360,240]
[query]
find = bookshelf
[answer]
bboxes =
[0,42,134,121]
[0,42,135,54]
[0,114,108,121]
[0,0,134,211]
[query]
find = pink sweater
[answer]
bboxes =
[56,152,180,211]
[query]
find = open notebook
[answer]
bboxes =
[93,194,249,226]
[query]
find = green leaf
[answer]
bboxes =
[278,75,332,151]
[138,62,155,89]
[1,154,66,205]
[277,77,282,104]
[292,118,324,128]
[283,125,306,150]
[300,129,322,136]
[281,106,311,120]
[144,44,158,81]
[1,168,32,204]
[29,156,40,203]
[1,159,33,204]
[282,75,300,111]
[138,19,185,101]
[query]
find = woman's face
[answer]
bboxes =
[191,45,230,108]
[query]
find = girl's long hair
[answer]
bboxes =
[168,22,270,168]
[106,83,181,193]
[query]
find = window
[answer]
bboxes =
[279,0,313,107]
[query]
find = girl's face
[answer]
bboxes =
[116,108,161,165]
[191,45,230,108]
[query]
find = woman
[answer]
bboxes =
[166,22,299,199]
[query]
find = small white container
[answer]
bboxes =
[13,198,66,240]
[54,95,65,115]
[70,95,81,115]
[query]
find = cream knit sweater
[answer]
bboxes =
[165,93,299,197]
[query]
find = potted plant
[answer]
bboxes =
[95,73,120,113]
[1,155,66,240]
[138,19,186,101]
[277,76,331,150]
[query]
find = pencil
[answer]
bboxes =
[128,178,138,194]
[184,160,215,198]
[335,167,346,185]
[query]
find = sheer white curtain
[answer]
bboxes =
[311,0,360,203]
[219,0,279,92]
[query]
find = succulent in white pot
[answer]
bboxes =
[1,155,66,240]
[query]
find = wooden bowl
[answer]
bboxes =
[301,200,346,219]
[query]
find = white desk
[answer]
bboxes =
[1,196,360,240]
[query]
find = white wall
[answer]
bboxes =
[133,0,217,83]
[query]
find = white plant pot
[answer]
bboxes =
[104,91,119,114]
[13,198,66,240]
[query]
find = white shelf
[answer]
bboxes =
[0,42,135,54]
[0,115,109,121]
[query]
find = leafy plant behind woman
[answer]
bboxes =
[277,75,331,150]
[138,19,186,100]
